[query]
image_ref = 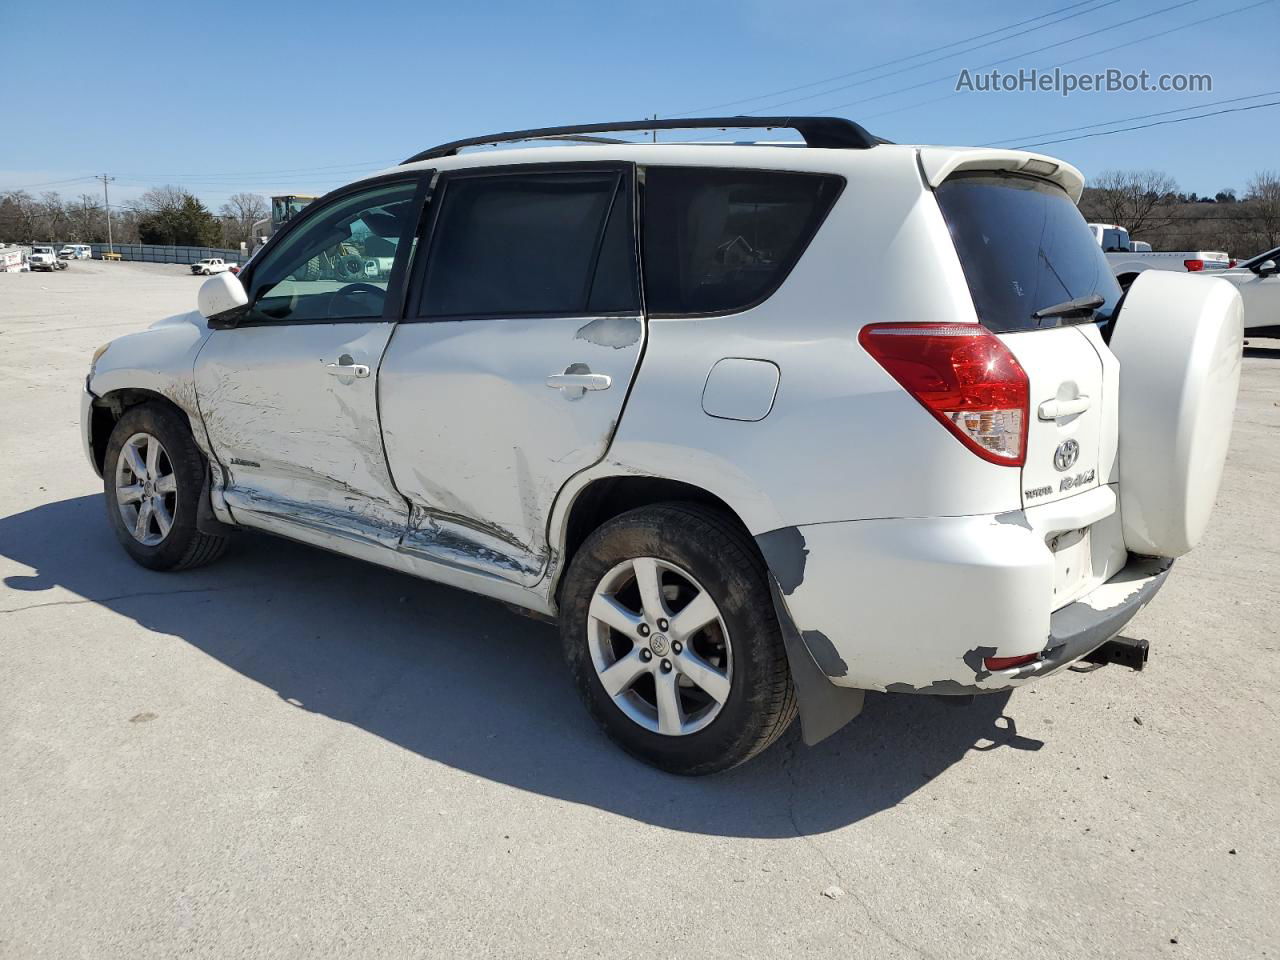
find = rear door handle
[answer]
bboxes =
[326,362,370,378]
[1038,395,1090,420]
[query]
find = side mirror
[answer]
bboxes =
[1254,259,1279,278]
[197,271,249,327]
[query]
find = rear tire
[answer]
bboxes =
[560,502,796,775]
[103,402,228,571]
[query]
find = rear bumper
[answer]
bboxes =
[759,488,1171,695]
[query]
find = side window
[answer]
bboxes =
[419,170,639,318]
[641,167,843,316]
[247,181,419,323]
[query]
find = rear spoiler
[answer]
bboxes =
[917,147,1085,203]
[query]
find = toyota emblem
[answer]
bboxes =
[1054,439,1080,471]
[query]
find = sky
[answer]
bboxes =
[2,0,1277,209]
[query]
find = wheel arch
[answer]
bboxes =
[550,473,752,605]
[89,388,193,474]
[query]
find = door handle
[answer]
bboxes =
[546,373,612,391]
[326,361,370,378]
[1038,395,1090,420]
[546,368,611,400]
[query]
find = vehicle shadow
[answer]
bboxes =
[0,495,1043,838]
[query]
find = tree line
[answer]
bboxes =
[0,187,268,249]
[1079,169,1280,256]
[4,168,1279,258]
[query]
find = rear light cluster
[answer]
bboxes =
[859,323,1029,466]
[1184,259,1204,272]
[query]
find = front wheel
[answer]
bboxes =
[560,502,797,775]
[103,402,228,571]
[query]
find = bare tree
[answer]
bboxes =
[0,190,40,242]
[1085,169,1179,238]
[218,192,269,248]
[1245,171,1280,252]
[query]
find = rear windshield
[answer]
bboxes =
[935,173,1121,333]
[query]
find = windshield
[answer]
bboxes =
[936,173,1122,333]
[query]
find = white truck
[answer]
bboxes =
[28,246,68,272]
[191,258,234,276]
[1088,223,1230,289]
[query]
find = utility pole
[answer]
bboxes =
[652,113,658,143]
[95,175,115,255]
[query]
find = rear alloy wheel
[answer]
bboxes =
[587,556,733,737]
[560,502,796,774]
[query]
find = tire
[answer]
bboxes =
[560,502,797,775]
[103,402,228,571]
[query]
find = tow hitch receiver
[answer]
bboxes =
[1082,635,1149,672]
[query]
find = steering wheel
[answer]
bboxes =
[335,282,384,297]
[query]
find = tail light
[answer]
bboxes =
[859,323,1028,466]
[1184,259,1204,272]
[1228,259,1237,268]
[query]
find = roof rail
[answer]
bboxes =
[401,116,879,164]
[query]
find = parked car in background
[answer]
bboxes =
[59,244,92,260]
[191,258,234,275]
[29,246,67,271]
[1088,223,1230,289]
[1218,244,1280,337]
[82,117,1243,774]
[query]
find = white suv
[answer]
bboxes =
[81,118,1243,774]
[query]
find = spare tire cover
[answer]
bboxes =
[1109,270,1242,558]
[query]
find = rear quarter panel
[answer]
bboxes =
[560,147,1022,541]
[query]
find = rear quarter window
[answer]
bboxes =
[641,167,843,316]
[935,173,1121,333]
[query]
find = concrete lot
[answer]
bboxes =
[1,260,1277,958]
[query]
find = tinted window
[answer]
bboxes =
[249,181,418,323]
[641,167,842,315]
[936,174,1122,334]
[420,171,638,317]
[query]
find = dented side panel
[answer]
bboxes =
[193,321,409,545]
[378,314,644,584]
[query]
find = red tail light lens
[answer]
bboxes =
[859,323,1029,466]
[1228,259,1237,269]
[1183,259,1204,272]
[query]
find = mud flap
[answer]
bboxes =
[768,580,864,745]
[196,463,236,537]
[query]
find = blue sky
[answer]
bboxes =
[2,0,1276,208]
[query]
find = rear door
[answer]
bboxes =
[378,163,644,583]
[935,173,1122,509]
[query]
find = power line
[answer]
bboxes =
[2,175,98,192]
[983,89,1280,145]
[848,0,1275,125]
[669,0,1118,116]
[1010,97,1280,147]
[796,0,1201,116]
[736,0,1135,114]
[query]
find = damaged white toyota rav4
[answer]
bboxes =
[83,117,1243,774]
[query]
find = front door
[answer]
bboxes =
[378,164,644,582]
[195,175,428,546]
